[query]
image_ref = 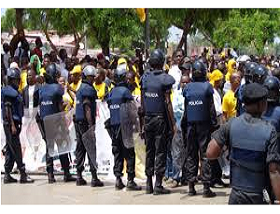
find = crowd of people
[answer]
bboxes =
[1,37,280,204]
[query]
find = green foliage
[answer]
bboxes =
[213,9,280,54]
[1,8,16,32]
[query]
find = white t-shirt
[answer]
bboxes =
[28,85,35,109]
[213,88,222,116]
[168,65,182,91]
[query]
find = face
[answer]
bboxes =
[72,73,81,84]
[175,51,183,65]
[126,73,135,85]
[58,77,66,87]
[33,57,38,66]
[27,70,36,85]
[43,57,50,68]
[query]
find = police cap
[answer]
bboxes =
[242,83,268,104]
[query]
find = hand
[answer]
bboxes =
[11,125,17,135]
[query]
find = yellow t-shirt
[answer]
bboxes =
[70,80,82,92]
[132,84,141,96]
[93,82,107,100]
[222,90,237,119]
[19,70,27,93]
[63,92,74,112]
[40,67,46,76]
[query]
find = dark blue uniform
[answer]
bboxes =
[38,83,70,174]
[212,113,280,204]
[107,83,135,179]
[182,81,217,185]
[74,80,98,174]
[141,70,175,178]
[235,84,246,116]
[1,85,25,174]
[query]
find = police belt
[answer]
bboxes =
[144,112,165,117]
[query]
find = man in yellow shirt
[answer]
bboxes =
[18,57,29,93]
[222,72,241,121]
[93,68,109,100]
[69,65,82,92]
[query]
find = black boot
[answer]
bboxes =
[76,171,87,186]
[153,175,171,195]
[146,176,153,194]
[91,171,104,187]
[4,173,17,184]
[64,169,76,182]
[115,177,125,190]
[188,182,196,196]
[20,172,34,184]
[126,179,142,191]
[48,173,56,184]
[203,183,216,198]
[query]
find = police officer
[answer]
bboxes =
[38,63,75,183]
[252,65,268,84]
[74,65,104,187]
[235,62,257,116]
[106,68,142,191]
[140,49,175,195]
[1,68,34,184]
[207,83,280,204]
[182,61,217,197]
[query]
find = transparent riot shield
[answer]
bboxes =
[171,129,186,169]
[119,101,140,149]
[43,110,76,157]
[81,125,97,169]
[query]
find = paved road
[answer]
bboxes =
[1,174,230,205]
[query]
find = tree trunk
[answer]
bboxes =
[15,9,24,33]
[43,28,59,56]
[177,10,196,51]
[155,32,161,49]
[101,45,110,56]
[10,9,25,57]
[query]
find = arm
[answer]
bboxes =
[165,90,176,135]
[4,101,17,135]
[269,162,280,202]
[206,121,231,160]
[84,98,93,127]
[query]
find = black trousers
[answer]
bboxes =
[144,115,168,177]
[3,122,25,174]
[210,159,222,182]
[229,188,266,204]
[74,121,97,174]
[183,122,212,184]
[110,125,135,179]
[40,120,70,174]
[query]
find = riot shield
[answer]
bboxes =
[81,125,97,169]
[171,129,186,169]
[43,110,76,157]
[119,101,140,148]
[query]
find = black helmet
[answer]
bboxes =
[192,61,206,80]
[114,68,127,84]
[263,76,280,102]
[253,65,268,84]
[149,49,165,69]
[45,63,60,83]
[244,62,258,83]
[7,68,20,80]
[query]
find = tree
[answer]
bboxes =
[1,8,16,33]
[212,9,280,54]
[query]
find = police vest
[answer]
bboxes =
[39,83,63,119]
[1,85,24,123]
[183,82,213,122]
[141,70,175,115]
[75,82,97,124]
[107,85,133,126]
[229,114,273,193]
[262,104,280,133]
